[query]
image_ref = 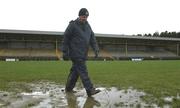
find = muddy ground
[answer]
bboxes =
[0,81,177,108]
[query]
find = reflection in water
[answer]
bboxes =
[66,92,78,108]
[66,92,101,108]
[83,97,101,108]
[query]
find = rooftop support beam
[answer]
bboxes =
[125,40,128,56]
[177,43,179,56]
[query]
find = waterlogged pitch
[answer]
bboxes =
[0,60,180,107]
[0,81,175,108]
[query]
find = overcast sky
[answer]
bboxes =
[0,0,180,35]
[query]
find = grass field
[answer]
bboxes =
[0,60,180,106]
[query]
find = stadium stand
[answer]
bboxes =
[99,49,112,58]
[0,29,180,61]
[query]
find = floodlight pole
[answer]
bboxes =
[125,40,128,56]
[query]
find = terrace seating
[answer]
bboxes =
[0,48,60,59]
[29,49,56,57]
[0,45,178,60]
[103,45,177,58]
[0,49,29,57]
[87,48,112,59]
[99,49,112,58]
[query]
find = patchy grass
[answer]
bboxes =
[0,61,70,90]
[0,60,180,106]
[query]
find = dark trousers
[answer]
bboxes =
[65,59,93,92]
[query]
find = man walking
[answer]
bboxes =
[62,8,100,97]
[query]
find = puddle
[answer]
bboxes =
[0,82,178,108]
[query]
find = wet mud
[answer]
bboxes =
[0,81,178,108]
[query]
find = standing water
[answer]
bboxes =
[0,81,174,108]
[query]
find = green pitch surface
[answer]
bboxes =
[0,60,180,106]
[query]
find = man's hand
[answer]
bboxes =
[94,50,99,58]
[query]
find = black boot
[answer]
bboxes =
[65,88,77,93]
[87,88,101,97]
